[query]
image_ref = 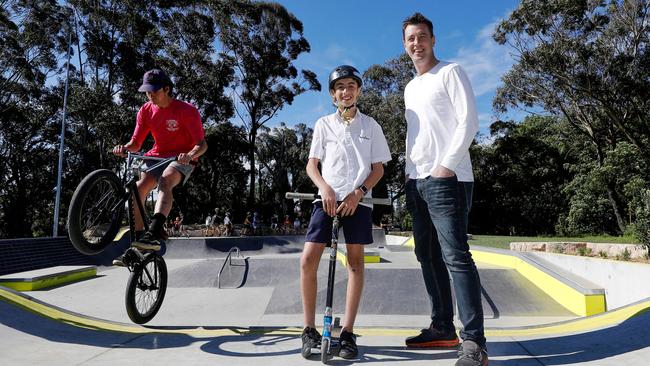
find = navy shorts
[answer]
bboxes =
[305,201,373,245]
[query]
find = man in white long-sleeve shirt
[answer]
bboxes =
[401,12,487,366]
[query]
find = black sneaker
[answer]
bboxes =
[301,327,321,359]
[338,330,358,359]
[455,340,488,366]
[405,322,459,348]
[132,231,162,251]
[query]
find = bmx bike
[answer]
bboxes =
[67,152,182,324]
[285,192,390,364]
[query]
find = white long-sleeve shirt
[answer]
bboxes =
[404,61,479,182]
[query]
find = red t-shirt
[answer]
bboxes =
[131,100,205,158]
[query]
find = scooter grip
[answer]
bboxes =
[285,192,316,200]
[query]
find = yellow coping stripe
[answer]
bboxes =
[0,268,97,291]
[336,250,381,267]
[470,250,606,317]
[113,226,131,242]
[401,236,605,317]
[1,286,648,338]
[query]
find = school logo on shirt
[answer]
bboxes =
[166,119,179,132]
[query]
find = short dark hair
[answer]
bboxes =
[402,12,434,39]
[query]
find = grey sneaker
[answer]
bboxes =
[301,327,322,359]
[112,254,126,267]
[455,340,488,366]
[132,231,162,251]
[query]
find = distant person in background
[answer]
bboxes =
[252,211,260,233]
[283,214,292,233]
[293,217,301,233]
[223,212,233,236]
[271,214,279,231]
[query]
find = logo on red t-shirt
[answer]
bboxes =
[166,119,179,132]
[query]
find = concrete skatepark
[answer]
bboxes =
[1,233,650,365]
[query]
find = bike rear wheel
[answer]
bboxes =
[67,169,124,255]
[125,253,168,324]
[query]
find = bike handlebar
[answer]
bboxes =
[285,192,391,205]
[115,151,198,166]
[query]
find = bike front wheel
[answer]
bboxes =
[125,253,168,324]
[67,169,124,255]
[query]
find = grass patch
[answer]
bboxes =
[470,234,639,250]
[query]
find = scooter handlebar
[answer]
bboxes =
[285,192,390,206]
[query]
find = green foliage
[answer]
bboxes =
[359,53,415,224]
[628,188,650,251]
[494,0,650,235]
[471,116,574,235]
[621,247,631,261]
[255,122,313,221]
[0,0,320,237]
[210,0,321,206]
[0,1,69,238]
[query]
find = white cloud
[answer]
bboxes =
[301,43,359,75]
[449,20,514,97]
[477,112,494,130]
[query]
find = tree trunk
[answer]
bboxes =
[247,129,257,206]
[606,181,627,234]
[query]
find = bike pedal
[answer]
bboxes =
[121,248,141,268]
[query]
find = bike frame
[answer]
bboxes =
[111,152,175,243]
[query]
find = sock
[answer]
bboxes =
[149,213,167,238]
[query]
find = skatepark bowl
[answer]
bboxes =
[1,232,650,365]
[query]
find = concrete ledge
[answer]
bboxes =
[471,246,606,317]
[336,247,381,266]
[510,241,648,259]
[0,266,97,291]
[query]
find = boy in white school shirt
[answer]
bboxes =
[300,65,391,360]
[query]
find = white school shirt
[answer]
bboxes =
[309,110,392,206]
[404,61,479,182]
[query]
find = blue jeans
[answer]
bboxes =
[405,176,485,347]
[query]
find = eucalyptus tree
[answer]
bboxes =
[210,0,320,206]
[0,1,69,237]
[256,122,313,218]
[359,53,414,195]
[493,0,650,233]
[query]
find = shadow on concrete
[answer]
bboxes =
[487,308,650,365]
[2,287,650,364]
[200,333,457,363]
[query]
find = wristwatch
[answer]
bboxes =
[358,184,369,195]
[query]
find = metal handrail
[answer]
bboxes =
[217,246,248,289]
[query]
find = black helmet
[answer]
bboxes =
[328,65,362,90]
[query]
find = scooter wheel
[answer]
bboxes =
[321,337,330,364]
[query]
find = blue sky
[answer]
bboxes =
[265,0,524,137]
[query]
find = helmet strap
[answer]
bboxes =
[334,101,357,125]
